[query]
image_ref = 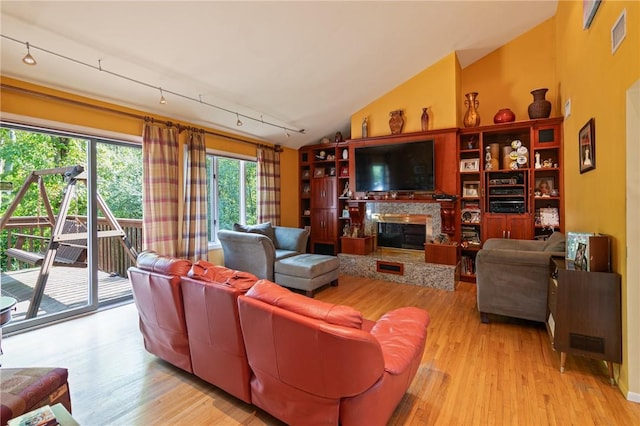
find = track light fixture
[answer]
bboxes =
[22,42,36,65]
[1,34,306,139]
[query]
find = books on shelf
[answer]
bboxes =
[8,405,58,426]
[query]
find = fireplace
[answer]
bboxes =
[372,214,432,251]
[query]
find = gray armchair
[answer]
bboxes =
[218,225,309,280]
[476,232,565,323]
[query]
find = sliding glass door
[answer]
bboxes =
[0,124,142,334]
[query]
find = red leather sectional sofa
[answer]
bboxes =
[128,251,430,425]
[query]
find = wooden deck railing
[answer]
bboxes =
[2,216,142,277]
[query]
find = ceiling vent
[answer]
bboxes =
[611,9,626,54]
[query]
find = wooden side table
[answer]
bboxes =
[547,256,621,384]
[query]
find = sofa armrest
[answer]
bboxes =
[370,307,430,375]
[273,226,309,253]
[482,238,546,252]
[217,230,276,280]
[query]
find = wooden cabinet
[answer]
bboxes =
[311,177,337,209]
[299,143,346,255]
[547,257,622,384]
[457,118,564,282]
[483,213,532,240]
[310,208,337,247]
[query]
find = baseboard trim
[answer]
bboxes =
[627,391,640,403]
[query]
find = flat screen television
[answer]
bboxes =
[354,140,435,192]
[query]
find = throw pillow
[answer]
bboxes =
[233,222,275,242]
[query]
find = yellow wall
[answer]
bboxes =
[461,18,558,124]
[0,77,300,261]
[350,52,459,137]
[555,0,639,398]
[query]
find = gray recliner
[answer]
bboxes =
[475,232,565,323]
[217,226,309,280]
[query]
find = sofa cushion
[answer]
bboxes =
[544,231,566,252]
[187,260,258,291]
[136,250,192,276]
[233,222,275,243]
[246,279,363,329]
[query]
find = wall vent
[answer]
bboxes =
[376,260,404,275]
[570,333,605,354]
[611,9,626,54]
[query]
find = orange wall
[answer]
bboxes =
[461,18,558,125]
[350,53,459,138]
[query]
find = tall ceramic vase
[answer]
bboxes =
[463,92,480,127]
[528,88,552,119]
[389,110,404,134]
[421,107,429,131]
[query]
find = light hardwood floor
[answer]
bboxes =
[2,275,639,425]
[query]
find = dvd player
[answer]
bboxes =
[489,200,525,213]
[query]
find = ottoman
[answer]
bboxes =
[274,254,339,297]
[0,367,71,425]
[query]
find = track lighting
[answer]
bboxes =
[22,42,36,65]
[2,34,306,139]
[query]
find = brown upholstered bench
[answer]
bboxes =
[0,367,71,425]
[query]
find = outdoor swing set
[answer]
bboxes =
[0,165,138,319]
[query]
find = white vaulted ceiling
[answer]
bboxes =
[0,1,557,149]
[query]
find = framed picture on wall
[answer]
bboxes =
[579,118,595,173]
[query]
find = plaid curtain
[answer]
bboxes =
[180,129,208,261]
[257,147,280,225]
[142,121,179,256]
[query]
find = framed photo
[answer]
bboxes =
[340,166,349,176]
[329,166,336,176]
[579,118,595,173]
[460,158,479,172]
[534,177,556,196]
[302,183,310,194]
[583,0,601,29]
[462,181,480,198]
[539,207,560,227]
[301,169,310,179]
[314,167,325,178]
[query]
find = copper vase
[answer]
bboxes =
[463,92,480,127]
[389,110,404,134]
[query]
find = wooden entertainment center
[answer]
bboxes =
[298,117,564,283]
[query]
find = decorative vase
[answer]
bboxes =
[389,110,404,134]
[463,92,480,127]
[421,107,429,131]
[493,108,516,124]
[528,88,552,119]
[362,117,368,138]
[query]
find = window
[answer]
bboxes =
[206,154,257,244]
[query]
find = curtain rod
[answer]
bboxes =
[0,83,282,152]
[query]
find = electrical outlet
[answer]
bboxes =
[564,98,572,118]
